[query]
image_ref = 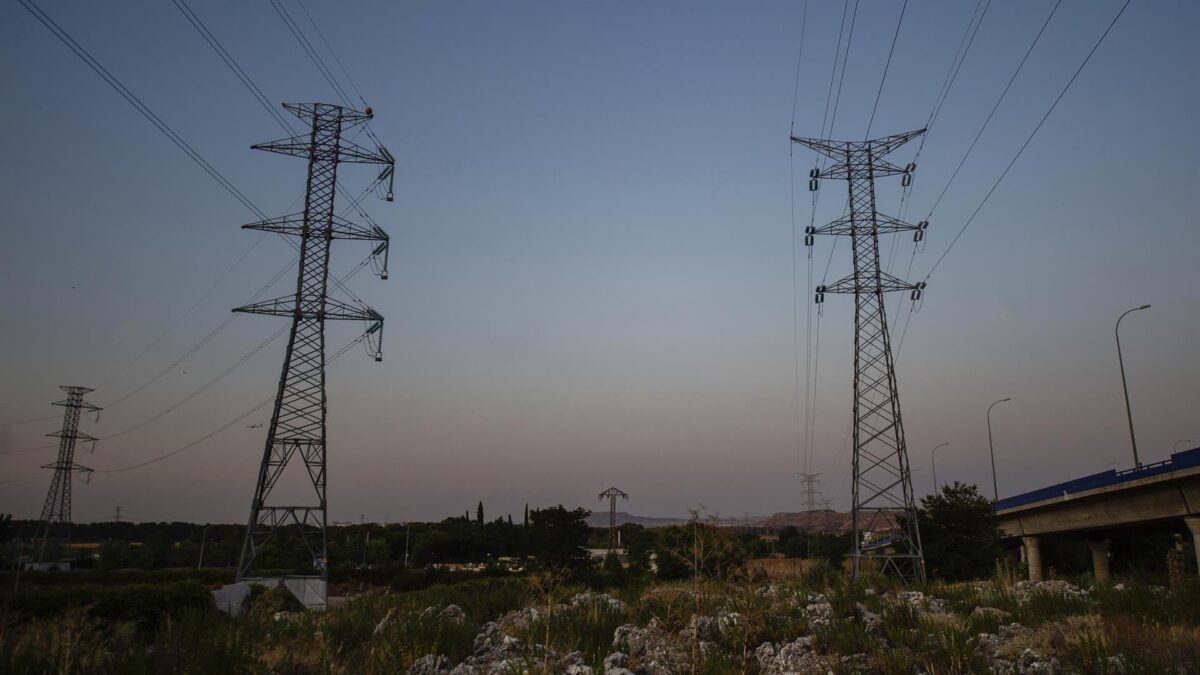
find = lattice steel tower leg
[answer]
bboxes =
[791,129,929,582]
[597,487,628,554]
[234,103,393,593]
[37,386,101,561]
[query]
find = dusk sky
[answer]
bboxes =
[1,0,1196,525]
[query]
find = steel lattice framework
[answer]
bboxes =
[37,386,101,560]
[234,103,392,589]
[597,487,628,554]
[791,129,927,582]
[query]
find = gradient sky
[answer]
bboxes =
[1,0,1196,525]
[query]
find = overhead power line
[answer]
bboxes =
[93,330,372,475]
[172,0,296,135]
[865,0,909,139]
[17,0,264,218]
[922,0,1063,222]
[920,0,1133,282]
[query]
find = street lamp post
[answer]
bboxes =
[1116,304,1151,468]
[987,398,1012,501]
[197,524,209,570]
[931,442,949,492]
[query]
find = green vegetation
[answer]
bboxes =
[4,499,1200,672]
[915,482,1003,581]
[3,571,1200,673]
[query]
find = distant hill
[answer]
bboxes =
[759,510,900,534]
[586,510,899,534]
[585,512,690,528]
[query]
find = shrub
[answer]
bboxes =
[0,580,215,632]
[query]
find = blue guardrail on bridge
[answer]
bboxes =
[994,447,1200,511]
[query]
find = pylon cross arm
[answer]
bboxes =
[817,157,907,180]
[251,137,392,166]
[820,271,922,295]
[244,214,388,242]
[234,296,384,323]
[810,213,923,237]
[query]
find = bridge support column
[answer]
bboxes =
[1089,539,1111,583]
[1185,517,1200,576]
[1022,536,1043,582]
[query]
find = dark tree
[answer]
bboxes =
[476,501,484,525]
[917,482,1003,581]
[528,505,591,567]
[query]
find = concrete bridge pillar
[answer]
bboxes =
[1186,516,1200,576]
[1022,535,1043,582]
[1089,539,1111,583]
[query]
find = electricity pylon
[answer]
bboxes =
[234,103,393,595]
[798,472,822,513]
[597,487,628,554]
[37,386,101,560]
[791,129,927,582]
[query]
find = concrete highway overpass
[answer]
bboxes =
[994,447,1200,582]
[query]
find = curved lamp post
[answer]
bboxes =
[931,442,949,492]
[987,398,1012,501]
[1116,305,1150,468]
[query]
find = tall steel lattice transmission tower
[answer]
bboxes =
[597,487,628,554]
[37,386,101,559]
[791,129,928,582]
[234,103,393,594]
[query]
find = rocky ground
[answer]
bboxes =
[396,579,1174,674]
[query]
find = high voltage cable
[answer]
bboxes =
[922,0,1063,223]
[787,0,809,478]
[0,251,381,462]
[172,0,296,135]
[99,324,289,441]
[0,415,59,429]
[919,0,1133,283]
[892,0,990,239]
[291,0,385,150]
[293,0,367,105]
[19,0,375,313]
[19,0,382,369]
[94,234,271,393]
[894,0,1134,362]
[0,331,372,481]
[93,331,372,474]
[801,0,857,480]
[271,0,384,150]
[17,0,264,219]
[101,255,296,408]
[13,1,389,463]
[269,0,355,109]
[884,0,991,331]
[865,0,908,139]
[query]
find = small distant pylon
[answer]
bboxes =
[798,472,822,514]
[37,386,101,560]
[597,487,629,554]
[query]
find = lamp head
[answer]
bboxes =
[1138,304,1151,310]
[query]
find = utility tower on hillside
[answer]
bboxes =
[234,103,393,600]
[798,472,822,514]
[791,129,927,582]
[37,386,101,560]
[597,487,629,554]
